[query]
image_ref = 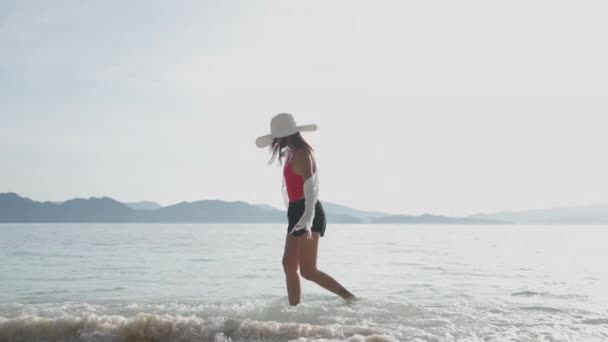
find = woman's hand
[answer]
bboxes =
[291,224,313,240]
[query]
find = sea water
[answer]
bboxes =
[1,223,607,341]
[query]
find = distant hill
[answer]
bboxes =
[0,193,133,222]
[470,205,608,224]
[144,200,284,223]
[125,201,163,211]
[370,214,508,224]
[254,201,380,223]
[0,193,285,223]
[254,204,282,212]
[321,201,391,220]
[0,193,606,224]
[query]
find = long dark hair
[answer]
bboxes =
[267,132,314,166]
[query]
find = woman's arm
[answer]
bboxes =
[293,149,314,180]
[289,150,318,239]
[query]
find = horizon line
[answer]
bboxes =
[2,191,606,218]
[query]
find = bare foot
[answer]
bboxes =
[338,288,356,300]
[343,294,360,306]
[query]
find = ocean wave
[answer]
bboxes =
[580,318,608,325]
[1,298,606,342]
[0,299,402,342]
[0,313,395,342]
[519,305,563,313]
[511,291,587,300]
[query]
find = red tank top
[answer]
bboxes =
[283,155,304,202]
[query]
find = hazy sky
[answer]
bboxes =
[2,1,607,216]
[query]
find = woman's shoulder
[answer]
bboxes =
[291,147,315,161]
[290,147,317,174]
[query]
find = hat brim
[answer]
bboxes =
[255,124,318,148]
[255,134,274,148]
[297,124,318,133]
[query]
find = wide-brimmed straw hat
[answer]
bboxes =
[255,113,317,148]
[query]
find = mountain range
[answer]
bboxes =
[0,192,606,224]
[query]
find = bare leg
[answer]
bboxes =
[298,232,355,299]
[282,233,301,305]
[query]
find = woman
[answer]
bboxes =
[256,113,355,306]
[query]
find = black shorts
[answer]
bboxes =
[287,198,327,237]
